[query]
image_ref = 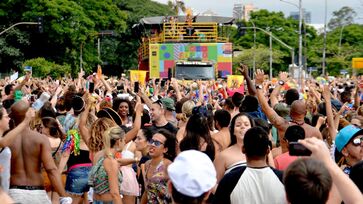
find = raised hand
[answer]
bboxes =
[135,103,144,114]
[255,69,265,85]
[238,64,249,77]
[279,71,288,82]
[322,85,331,100]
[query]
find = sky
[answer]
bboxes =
[153,0,363,24]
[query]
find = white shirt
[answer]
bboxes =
[230,167,286,204]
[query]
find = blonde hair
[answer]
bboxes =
[89,118,116,152]
[182,100,195,118]
[103,126,125,157]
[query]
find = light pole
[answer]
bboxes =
[298,0,303,84]
[280,0,303,85]
[269,32,273,79]
[322,0,327,76]
[0,22,40,36]
[80,30,114,71]
[241,26,295,75]
[250,20,257,79]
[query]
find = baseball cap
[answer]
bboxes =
[336,125,363,152]
[160,97,175,111]
[167,150,217,197]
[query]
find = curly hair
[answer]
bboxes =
[112,97,134,118]
[89,118,116,152]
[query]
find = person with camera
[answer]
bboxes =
[284,137,363,204]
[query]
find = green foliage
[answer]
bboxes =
[167,0,186,15]
[23,57,71,78]
[0,0,172,76]
[1,2,361,78]
[231,8,363,76]
[328,6,357,30]
[233,45,286,74]
[232,9,317,72]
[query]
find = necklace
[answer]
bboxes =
[290,119,304,126]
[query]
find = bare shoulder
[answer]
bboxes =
[103,157,118,169]
[218,147,233,158]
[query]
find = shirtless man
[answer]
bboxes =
[212,110,231,153]
[8,100,71,204]
[255,69,322,153]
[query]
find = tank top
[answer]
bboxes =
[121,142,135,159]
[145,160,171,203]
[88,155,123,194]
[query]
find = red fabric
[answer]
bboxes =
[274,152,298,171]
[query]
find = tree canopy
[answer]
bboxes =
[231,8,362,76]
[0,0,173,77]
[0,3,362,78]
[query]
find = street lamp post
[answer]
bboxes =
[280,0,303,85]
[298,0,303,86]
[241,26,295,77]
[322,0,327,76]
[269,32,273,79]
[0,22,40,36]
[250,20,257,79]
[80,30,114,71]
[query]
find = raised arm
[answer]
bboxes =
[79,97,92,146]
[354,81,360,110]
[270,72,288,108]
[255,69,286,129]
[171,78,182,102]
[125,103,143,143]
[301,138,363,204]
[14,72,30,91]
[100,75,112,94]
[239,64,256,96]
[0,108,34,147]
[322,85,336,141]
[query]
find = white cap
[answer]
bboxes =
[167,150,217,197]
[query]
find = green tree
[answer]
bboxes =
[232,9,317,73]
[167,0,186,15]
[328,6,357,30]
[233,45,286,75]
[23,57,71,78]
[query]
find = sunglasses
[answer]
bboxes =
[148,139,164,147]
[352,137,363,146]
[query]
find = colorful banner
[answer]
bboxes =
[148,43,233,78]
[130,70,148,86]
[227,75,244,89]
[352,58,363,69]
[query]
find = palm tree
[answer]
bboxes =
[167,0,186,16]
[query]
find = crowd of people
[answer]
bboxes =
[0,65,363,204]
